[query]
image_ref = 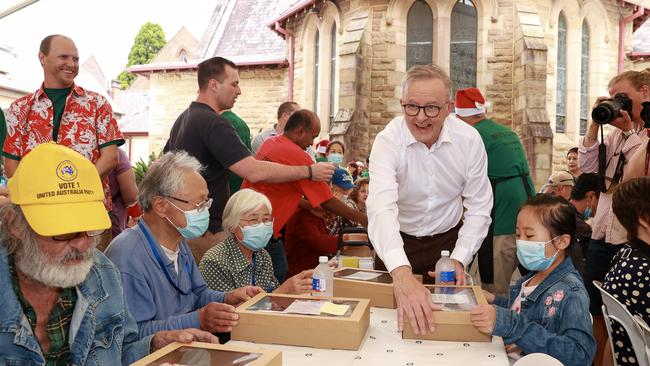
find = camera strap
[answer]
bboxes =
[645,138,650,176]
[597,125,607,193]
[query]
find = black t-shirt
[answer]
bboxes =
[164,102,251,232]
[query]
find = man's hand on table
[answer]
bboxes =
[150,328,219,352]
[391,265,440,335]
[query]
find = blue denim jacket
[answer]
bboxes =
[0,245,153,365]
[492,258,595,366]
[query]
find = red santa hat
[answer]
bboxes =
[455,88,490,117]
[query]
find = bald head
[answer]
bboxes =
[39,34,74,56]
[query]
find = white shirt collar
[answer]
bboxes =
[401,115,453,150]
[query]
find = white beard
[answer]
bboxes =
[16,233,95,288]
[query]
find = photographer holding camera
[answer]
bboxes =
[578,69,650,365]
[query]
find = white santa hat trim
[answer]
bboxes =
[455,87,490,117]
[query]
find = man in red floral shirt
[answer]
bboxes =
[2,35,124,223]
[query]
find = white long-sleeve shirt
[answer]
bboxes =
[367,115,493,272]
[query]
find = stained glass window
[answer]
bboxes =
[450,0,477,96]
[406,0,433,70]
[580,20,590,136]
[556,13,567,134]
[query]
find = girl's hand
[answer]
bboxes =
[469,304,496,334]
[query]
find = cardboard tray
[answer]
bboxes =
[402,285,492,342]
[333,267,423,309]
[231,292,370,350]
[130,341,282,366]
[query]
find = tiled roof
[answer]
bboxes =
[198,0,301,61]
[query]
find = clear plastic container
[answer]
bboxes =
[435,250,456,285]
[312,256,333,298]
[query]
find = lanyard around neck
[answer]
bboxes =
[251,252,257,286]
[139,222,191,295]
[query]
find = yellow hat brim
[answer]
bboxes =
[20,201,111,237]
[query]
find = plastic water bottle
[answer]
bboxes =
[435,250,456,285]
[312,256,334,298]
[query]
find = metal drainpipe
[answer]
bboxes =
[275,21,295,102]
[619,4,645,73]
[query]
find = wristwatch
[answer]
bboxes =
[622,129,636,138]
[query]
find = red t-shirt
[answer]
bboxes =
[242,135,333,237]
[285,208,339,277]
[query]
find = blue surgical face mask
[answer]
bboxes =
[516,237,560,271]
[583,206,592,220]
[239,223,274,251]
[327,153,344,165]
[166,200,210,240]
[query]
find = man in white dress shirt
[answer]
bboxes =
[367,65,492,335]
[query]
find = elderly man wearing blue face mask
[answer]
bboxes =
[105,152,263,339]
[199,188,314,294]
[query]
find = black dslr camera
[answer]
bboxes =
[591,93,633,125]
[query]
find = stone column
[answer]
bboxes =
[513,2,554,188]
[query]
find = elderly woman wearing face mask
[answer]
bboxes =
[199,189,313,294]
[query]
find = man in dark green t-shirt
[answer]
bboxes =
[456,88,534,296]
[220,110,251,194]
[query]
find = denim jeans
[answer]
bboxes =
[265,237,288,283]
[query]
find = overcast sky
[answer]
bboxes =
[0,0,216,81]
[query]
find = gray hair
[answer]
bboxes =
[221,189,272,236]
[402,64,452,95]
[138,151,204,211]
[0,203,29,255]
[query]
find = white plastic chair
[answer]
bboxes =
[594,280,650,366]
[513,353,563,366]
[633,314,650,365]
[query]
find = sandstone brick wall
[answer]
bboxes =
[235,66,289,136]
[148,72,198,154]
[147,66,288,155]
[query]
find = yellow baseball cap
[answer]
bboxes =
[8,142,110,236]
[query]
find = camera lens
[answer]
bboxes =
[591,104,613,125]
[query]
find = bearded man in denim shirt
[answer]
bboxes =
[0,143,216,365]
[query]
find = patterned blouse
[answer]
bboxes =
[602,239,650,365]
[199,235,279,292]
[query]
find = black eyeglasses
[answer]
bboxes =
[402,102,449,118]
[168,196,213,213]
[52,230,105,241]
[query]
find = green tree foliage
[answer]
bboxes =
[118,22,166,89]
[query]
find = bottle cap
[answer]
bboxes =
[441,250,450,257]
[319,256,328,263]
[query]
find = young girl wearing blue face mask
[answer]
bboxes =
[470,194,595,366]
[199,189,314,295]
[325,141,345,167]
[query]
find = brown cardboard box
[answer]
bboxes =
[333,267,423,309]
[232,292,370,350]
[402,285,492,342]
[130,341,282,366]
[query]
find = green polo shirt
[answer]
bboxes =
[9,256,77,366]
[221,111,251,194]
[474,118,535,235]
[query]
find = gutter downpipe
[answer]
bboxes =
[619,4,645,73]
[275,21,295,102]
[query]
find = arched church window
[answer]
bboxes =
[450,0,477,96]
[406,0,433,70]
